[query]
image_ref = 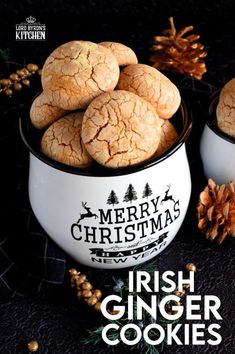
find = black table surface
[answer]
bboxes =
[0,1,235,353]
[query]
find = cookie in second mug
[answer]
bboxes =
[200,93,235,185]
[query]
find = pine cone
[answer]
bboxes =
[150,17,207,80]
[197,179,235,244]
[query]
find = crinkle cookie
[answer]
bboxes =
[117,64,181,119]
[99,41,138,66]
[218,78,235,98]
[155,120,179,157]
[30,92,68,130]
[216,78,235,138]
[81,90,161,168]
[41,41,120,110]
[41,112,93,168]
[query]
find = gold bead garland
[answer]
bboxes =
[69,263,197,315]
[0,63,41,97]
[27,340,39,352]
[69,268,103,311]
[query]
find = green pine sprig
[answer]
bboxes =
[0,48,10,61]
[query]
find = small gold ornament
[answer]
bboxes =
[183,283,190,289]
[0,78,10,86]
[5,88,13,97]
[14,82,22,91]
[174,289,185,297]
[69,268,79,276]
[77,290,83,299]
[22,79,30,86]
[94,301,102,311]
[9,73,19,81]
[82,289,93,298]
[78,274,87,281]
[16,69,25,77]
[87,295,98,306]
[93,289,102,300]
[27,63,39,72]
[27,340,39,352]
[185,263,197,272]
[165,303,173,314]
[82,282,93,290]
[75,275,86,286]
[150,17,207,80]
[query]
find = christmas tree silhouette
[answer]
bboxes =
[107,190,119,206]
[123,184,138,203]
[142,183,153,198]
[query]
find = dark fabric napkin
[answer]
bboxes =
[0,79,67,300]
[0,210,66,299]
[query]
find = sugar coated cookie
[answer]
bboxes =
[41,41,120,110]
[99,41,138,66]
[216,78,235,138]
[155,120,179,156]
[81,90,161,168]
[30,92,68,130]
[41,111,93,168]
[117,64,181,119]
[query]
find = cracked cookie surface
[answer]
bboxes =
[216,78,235,138]
[155,120,179,157]
[41,41,120,110]
[81,90,161,168]
[99,42,138,66]
[117,64,181,119]
[30,92,68,130]
[41,112,93,168]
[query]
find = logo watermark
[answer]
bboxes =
[16,16,46,41]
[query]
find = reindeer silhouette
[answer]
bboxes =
[161,184,175,204]
[77,202,98,223]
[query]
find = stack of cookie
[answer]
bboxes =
[30,40,181,169]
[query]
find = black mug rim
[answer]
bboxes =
[19,98,192,177]
[206,91,235,145]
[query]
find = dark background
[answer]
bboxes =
[0,0,235,353]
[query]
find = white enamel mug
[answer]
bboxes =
[200,95,235,185]
[20,101,192,269]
